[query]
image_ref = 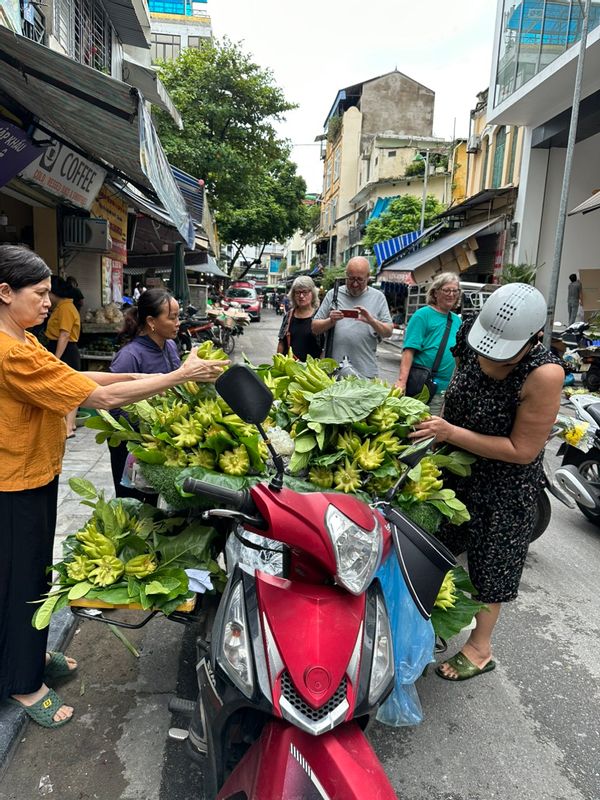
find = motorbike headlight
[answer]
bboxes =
[325,505,383,595]
[217,581,254,698]
[368,590,394,705]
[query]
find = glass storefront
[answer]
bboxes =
[494,0,600,106]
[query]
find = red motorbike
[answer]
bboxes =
[181,365,455,799]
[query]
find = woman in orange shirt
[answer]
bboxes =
[45,275,82,436]
[0,245,228,729]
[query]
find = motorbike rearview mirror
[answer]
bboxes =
[215,365,285,491]
[215,365,273,425]
[383,436,436,503]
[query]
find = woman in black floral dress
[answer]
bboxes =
[411,284,564,681]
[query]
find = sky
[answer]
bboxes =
[207,1,499,194]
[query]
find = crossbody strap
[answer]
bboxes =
[430,314,453,377]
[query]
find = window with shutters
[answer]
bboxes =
[73,0,113,73]
[53,0,74,53]
[491,126,507,188]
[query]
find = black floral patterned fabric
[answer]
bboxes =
[435,319,564,604]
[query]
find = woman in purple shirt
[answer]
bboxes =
[108,288,181,500]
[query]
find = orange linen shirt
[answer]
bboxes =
[0,332,97,491]
[46,298,80,342]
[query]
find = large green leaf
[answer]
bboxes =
[87,585,132,605]
[155,521,217,568]
[294,433,317,454]
[68,477,98,500]
[68,581,93,600]
[288,449,311,473]
[130,446,167,465]
[431,583,488,641]
[32,592,66,630]
[307,381,390,424]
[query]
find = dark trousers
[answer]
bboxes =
[0,478,58,700]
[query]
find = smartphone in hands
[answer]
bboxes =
[340,309,359,318]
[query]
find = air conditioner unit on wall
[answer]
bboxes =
[466,134,481,154]
[63,217,112,253]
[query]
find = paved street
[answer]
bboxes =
[1,309,600,800]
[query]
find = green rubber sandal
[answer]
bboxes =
[7,688,72,728]
[435,651,496,682]
[44,651,78,681]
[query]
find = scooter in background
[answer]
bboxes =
[554,395,600,526]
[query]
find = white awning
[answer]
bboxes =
[378,217,503,282]
[569,191,600,216]
[122,55,182,129]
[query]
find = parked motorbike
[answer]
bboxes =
[177,307,236,356]
[553,394,600,526]
[553,321,600,391]
[177,364,455,799]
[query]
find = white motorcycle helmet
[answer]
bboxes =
[467,283,547,362]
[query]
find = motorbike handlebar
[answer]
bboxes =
[182,477,258,517]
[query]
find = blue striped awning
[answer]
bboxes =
[171,165,205,224]
[373,230,420,266]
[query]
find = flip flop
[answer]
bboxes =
[44,651,78,681]
[435,651,496,682]
[6,688,72,729]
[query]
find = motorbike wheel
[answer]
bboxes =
[530,490,551,543]
[220,329,235,356]
[561,448,600,526]
[177,331,193,355]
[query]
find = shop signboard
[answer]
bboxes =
[91,185,128,263]
[0,118,42,188]
[20,135,106,210]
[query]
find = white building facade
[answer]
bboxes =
[488,0,600,321]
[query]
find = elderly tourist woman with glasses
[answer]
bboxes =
[396,272,462,414]
[277,275,323,361]
[312,256,393,377]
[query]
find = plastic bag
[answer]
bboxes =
[575,304,585,323]
[375,552,435,727]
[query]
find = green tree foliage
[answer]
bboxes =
[154,39,306,262]
[362,195,445,249]
[302,203,321,234]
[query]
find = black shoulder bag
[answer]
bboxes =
[405,314,452,399]
[322,279,340,359]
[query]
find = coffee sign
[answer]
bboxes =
[21,136,106,210]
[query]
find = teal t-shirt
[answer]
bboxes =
[402,306,461,391]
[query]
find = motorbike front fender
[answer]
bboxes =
[217,719,396,800]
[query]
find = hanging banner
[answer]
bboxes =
[492,230,507,284]
[21,134,106,210]
[0,118,42,188]
[111,260,123,303]
[138,98,194,248]
[90,185,128,263]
